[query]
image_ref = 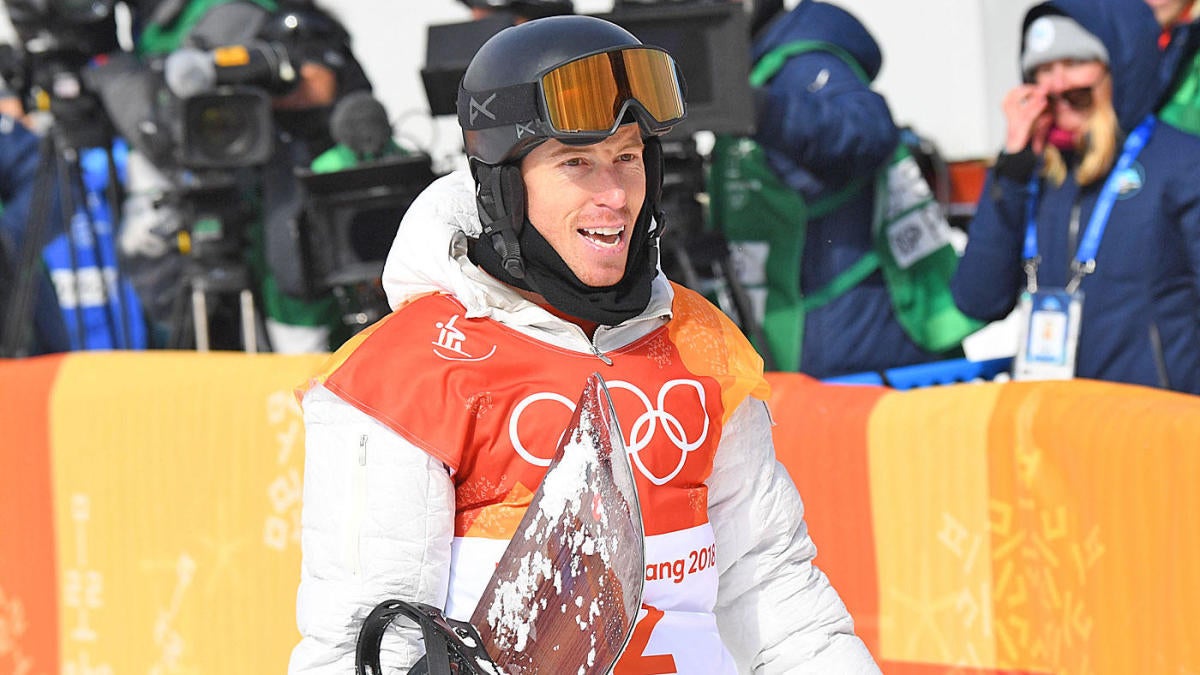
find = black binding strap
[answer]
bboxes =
[355,599,498,675]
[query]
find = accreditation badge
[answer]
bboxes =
[1013,289,1083,381]
[884,201,953,269]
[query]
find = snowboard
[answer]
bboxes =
[356,372,646,675]
[469,371,645,674]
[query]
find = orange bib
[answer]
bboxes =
[321,285,767,539]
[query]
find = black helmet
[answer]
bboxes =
[457,14,685,165]
[456,14,688,326]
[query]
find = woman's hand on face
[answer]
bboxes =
[1003,84,1052,154]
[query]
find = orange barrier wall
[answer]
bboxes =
[770,373,1200,674]
[1,352,1198,673]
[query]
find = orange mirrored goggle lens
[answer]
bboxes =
[541,47,684,134]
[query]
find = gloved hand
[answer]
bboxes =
[119,191,177,258]
[119,149,178,259]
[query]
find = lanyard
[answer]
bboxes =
[1023,114,1157,293]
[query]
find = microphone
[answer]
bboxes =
[329,91,394,160]
[163,41,299,99]
[163,47,215,99]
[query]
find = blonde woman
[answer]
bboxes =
[951,0,1200,393]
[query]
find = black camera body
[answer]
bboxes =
[3,0,121,149]
[5,0,121,58]
[162,40,305,170]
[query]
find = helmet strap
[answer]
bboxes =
[643,135,666,238]
[472,160,528,280]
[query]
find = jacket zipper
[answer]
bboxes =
[1149,322,1170,389]
[1067,201,1082,280]
[586,313,670,366]
[589,339,614,366]
[343,433,369,576]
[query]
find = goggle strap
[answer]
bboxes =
[458,82,541,131]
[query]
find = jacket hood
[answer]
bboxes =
[753,0,883,82]
[1021,0,1163,131]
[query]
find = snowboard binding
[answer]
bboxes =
[355,599,501,675]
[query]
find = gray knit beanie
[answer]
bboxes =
[1021,14,1109,80]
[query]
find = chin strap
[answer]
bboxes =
[472,159,527,279]
[643,136,666,239]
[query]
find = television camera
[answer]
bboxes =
[126,39,302,352]
[0,0,286,352]
[159,40,438,345]
[2,0,120,148]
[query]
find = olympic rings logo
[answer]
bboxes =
[508,379,710,486]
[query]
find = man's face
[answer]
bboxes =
[521,124,647,288]
[272,62,337,111]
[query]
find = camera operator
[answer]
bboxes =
[0,104,70,355]
[253,1,376,353]
[106,0,376,352]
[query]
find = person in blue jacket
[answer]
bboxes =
[952,0,1200,394]
[749,0,961,378]
[0,113,69,355]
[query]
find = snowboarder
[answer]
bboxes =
[288,14,880,674]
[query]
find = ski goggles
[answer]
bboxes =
[459,46,686,143]
[539,46,686,137]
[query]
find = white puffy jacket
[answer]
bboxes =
[288,170,880,674]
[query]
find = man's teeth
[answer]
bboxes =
[581,227,623,246]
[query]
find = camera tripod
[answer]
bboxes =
[0,106,146,356]
[162,177,267,353]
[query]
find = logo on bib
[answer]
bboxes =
[510,379,710,485]
[432,314,497,362]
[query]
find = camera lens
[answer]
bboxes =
[181,89,274,169]
[197,102,256,156]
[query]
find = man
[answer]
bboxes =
[713,0,976,377]
[289,14,879,674]
[1146,0,1196,38]
[251,1,377,352]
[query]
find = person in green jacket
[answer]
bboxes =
[1149,0,1200,134]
